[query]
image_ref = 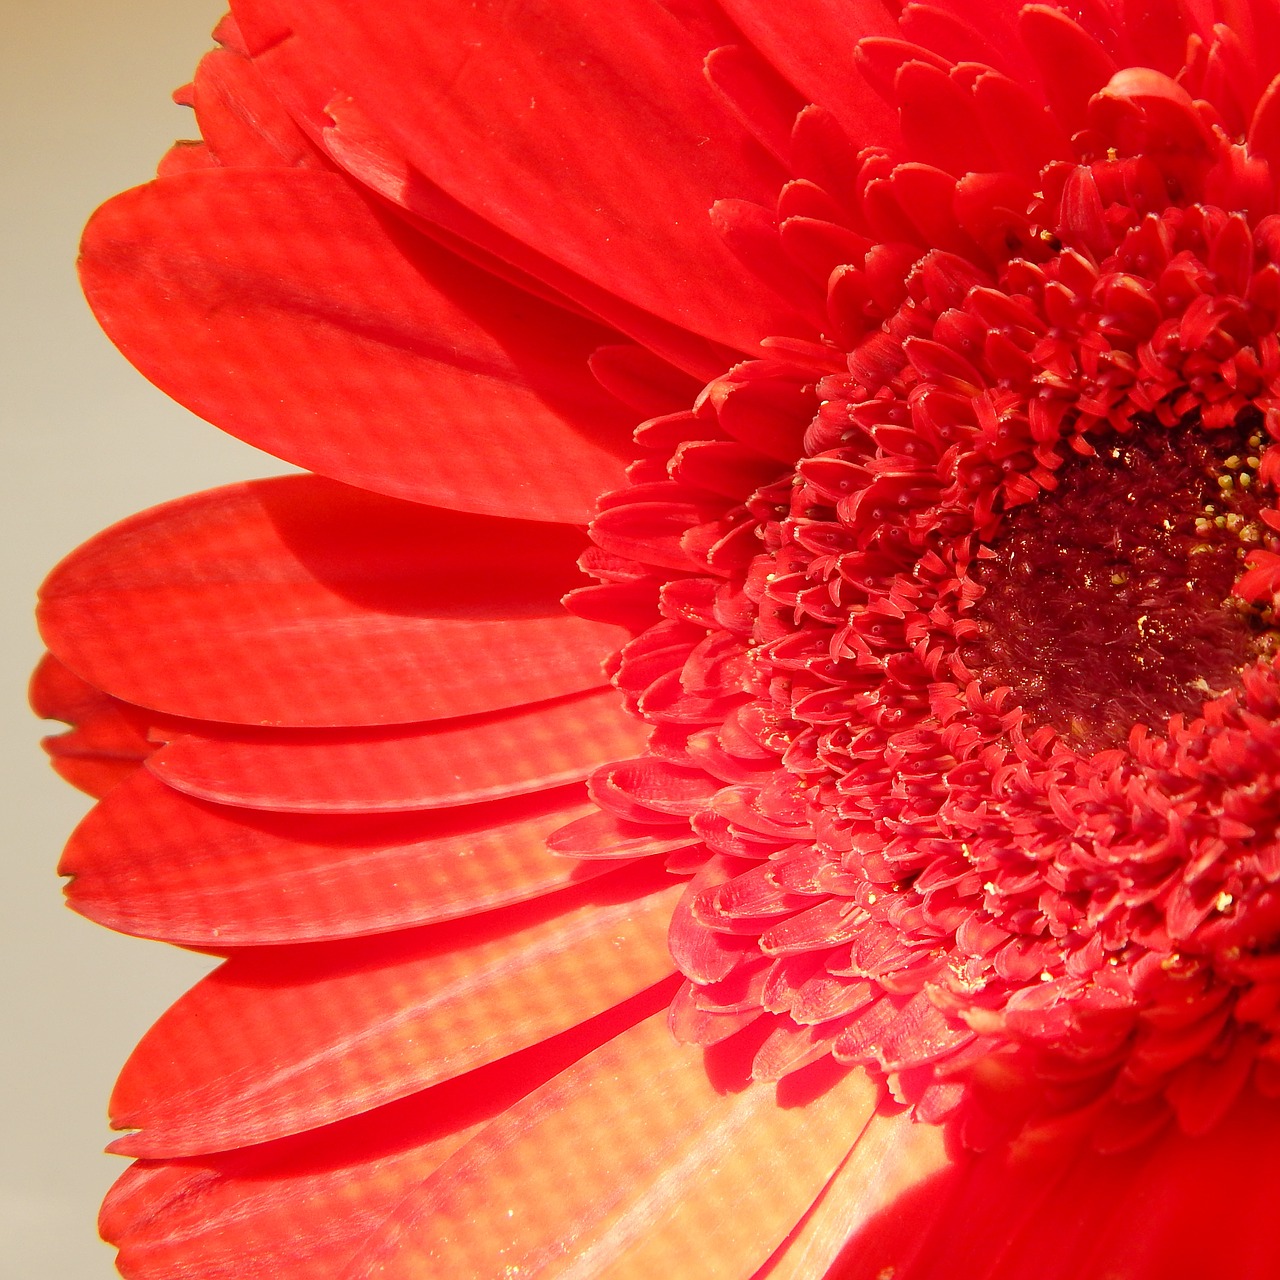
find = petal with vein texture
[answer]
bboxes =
[109,862,682,1156]
[79,168,636,523]
[62,770,621,945]
[40,475,622,727]
[343,1011,874,1279]
[102,988,672,1280]
[232,0,801,353]
[149,688,649,812]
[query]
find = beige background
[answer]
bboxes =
[3,3,286,1274]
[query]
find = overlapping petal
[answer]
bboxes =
[79,168,637,523]
[231,0,806,354]
[148,687,648,811]
[108,861,681,1156]
[334,1013,875,1280]
[100,991,673,1280]
[61,771,623,945]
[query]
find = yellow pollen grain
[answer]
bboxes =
[1218,475,1235,490]
[1240,472,1254,487]
[1225,455,1242,469]
[1110,572,1126,584]
[1248,456,1261,468]
[1216,891,1235,911]
[1250,434,1263,448]
[1195,518,1213,534]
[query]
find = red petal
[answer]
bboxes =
[191,46,319,169]
[971,70,1073,178]
[32,654,162,798]
[233,0,799,354]
[109,862,681,1156]
[1120,0,1196,79]
[103,988,671,1280]
[669,855,758,982]
[547,807,699,860]
[245,61,737,381]
[342,1012,874,1279]
[39,475,622,727]
[62,770,620,945]
[898,3,1033,81]
[705,42,808,165]
[716,0,901,149]
[587,343,703,416]
[895,61,998,176]
[833,1091,1280,1279]
[149,688,651,813]
[1018,4,1118,136]
[1248,72,1280,169]
[758,1108,948,1279]
[79,168,636,523]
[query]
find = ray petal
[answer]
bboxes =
[79,168,637,524]
[109,862,682,1157]
[61,770,625,945]
[39,475,622,727]
[102,988,672,1280]
[342,1012,875,1280]
[148,688,650,813]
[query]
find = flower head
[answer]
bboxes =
[37,1,1280,1276]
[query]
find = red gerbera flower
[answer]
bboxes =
[38,1,1280,1275]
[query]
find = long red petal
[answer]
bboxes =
[61,770,625,945]
[148,688,649,812]
[103,988,673,1280]
[109,862,682,1157]
[39,475,622,727]
[757,1108,948,1279]
[79,168,636,524]
[231,0,802,354]
[343,1012,875,1280]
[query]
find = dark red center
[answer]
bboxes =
[966,416,1275,751]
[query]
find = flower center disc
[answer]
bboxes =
[967,417,1277,751]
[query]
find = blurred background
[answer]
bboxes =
[3,4,284,1274]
